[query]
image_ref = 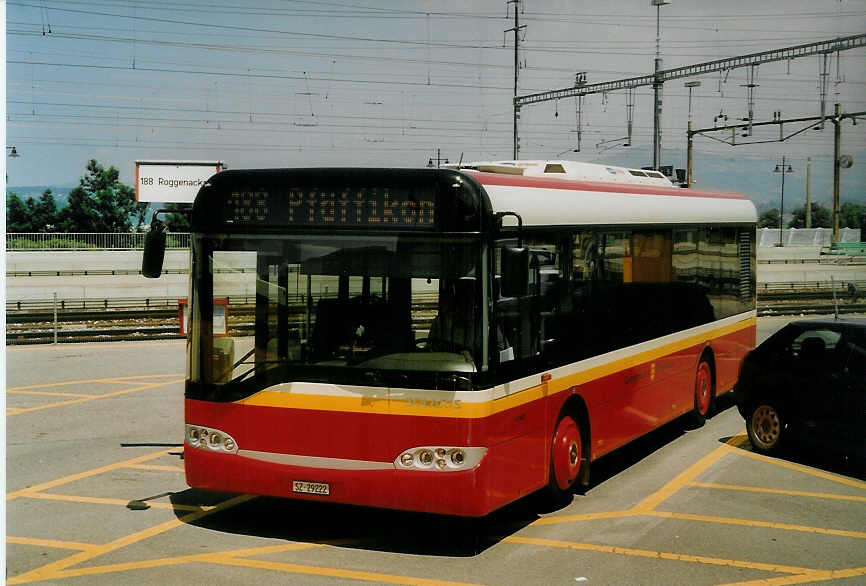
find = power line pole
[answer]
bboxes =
[833,103,841,242]
[506,0,525,159]
[805,156,811,229]
[651,1,670,170]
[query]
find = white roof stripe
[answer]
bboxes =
[482,184,757,226]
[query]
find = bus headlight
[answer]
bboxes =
[185,424,239,454]
[394,446,486,471]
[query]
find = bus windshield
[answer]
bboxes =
[188,233,486,398]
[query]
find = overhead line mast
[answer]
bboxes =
[506,0,526,159]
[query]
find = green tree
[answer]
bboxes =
[788,202,831,228]
[6,192,33,232]
[839,202,865,229]
[162,202,192,232]
[58,159,146,232]
[33,188,58,232]
[758,208,780,229]
[6,189,59,232]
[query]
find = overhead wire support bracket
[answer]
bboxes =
[515,34,866,107]
[689,109,866,146]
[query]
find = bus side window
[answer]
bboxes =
[495,237,567,368]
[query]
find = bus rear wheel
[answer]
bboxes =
[547,413,582,502]
[691,359,714,426]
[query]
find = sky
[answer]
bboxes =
[3,0,866,210]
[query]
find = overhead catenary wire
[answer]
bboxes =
[7,0,866,185]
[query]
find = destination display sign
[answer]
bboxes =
[224,186,437,228]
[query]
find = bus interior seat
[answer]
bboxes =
[354,296,414,354]
[429,278,476,352]
[310,296,414,359]
[309,298,351,359]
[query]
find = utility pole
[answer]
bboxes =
[774,156,794,247]
[651,0,670,170]
[506,0,525,160]
[684,81,700,187]
[805,157,812,228]
[832,103,841,242]
[427,148,449,168]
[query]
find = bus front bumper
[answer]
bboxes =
[184,444,495,517]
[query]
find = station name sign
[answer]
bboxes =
[224,187,436,228]
[136,161,225,203]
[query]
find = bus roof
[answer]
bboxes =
[444,159,675,186]
[465,170,757,227]
[189,167,756,233]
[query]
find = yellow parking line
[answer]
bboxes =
[220,543,326,557]
[6,536,98,552]
[7,448,174,501]
[23,492,205,512]
[100,373,182,380]
[690,482,866,503]
[33,553,217,579]
[631,437,742,513]
[731,448,866,490]
[125,464,185,472]
[7,390,95,398]
[647,511,866,539]
[200,554,483,585]
[6,378,127,391]
[6,378,183,415]
[504,536,816,575]
[6,494,255,584]
[720,566,866,586]
[531,510,637,526]
[6,374,180,392]
[28,544,322,581]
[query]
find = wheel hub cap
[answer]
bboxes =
[752,406,780,447]
[553,417,581,491]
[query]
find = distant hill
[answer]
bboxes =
[7,186,75,208]
[590,147,866,211]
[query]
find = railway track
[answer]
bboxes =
[6,298,864,345]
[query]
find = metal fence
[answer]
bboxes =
[6,232,190,250]
[757,227,861,247]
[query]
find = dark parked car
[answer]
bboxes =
[734,317,865,458]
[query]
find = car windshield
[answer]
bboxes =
[188,233,486,397]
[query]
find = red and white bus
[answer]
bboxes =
[143,161,757,517]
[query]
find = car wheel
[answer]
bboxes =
[547,413,582,504]
[747,403,786,455]
[690,359,714,426]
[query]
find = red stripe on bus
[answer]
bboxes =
[471,172,748,200]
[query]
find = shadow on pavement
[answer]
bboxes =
[169,490,530,556]
[721,433,865,481]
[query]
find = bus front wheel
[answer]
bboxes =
[548,413,582,502]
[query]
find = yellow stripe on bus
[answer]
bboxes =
[237,316,756,419]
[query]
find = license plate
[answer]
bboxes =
[292,480,330,496]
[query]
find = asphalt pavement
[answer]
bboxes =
[5,318,865,585]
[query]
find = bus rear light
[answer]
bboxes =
[185,424,239,454]
[395,446,486,471]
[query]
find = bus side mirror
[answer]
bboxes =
[501,247,529,297]
[142,220,167,278]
